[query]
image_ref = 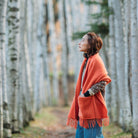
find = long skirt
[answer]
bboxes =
[76,90,104,138]
[75,118,104,138]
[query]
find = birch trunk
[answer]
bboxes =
[65,0,73,75]
[120,0,132,131]
[113,0,132,130]
[24,6,34,118]
[18,0,32,128]
[0,0,12,137]
[108,0,118,123]
[35,0,46,110]
[7,0,20,132]
[47,0,59,105]
[18,0,25,130]
[41,2,51,106]
[37,0,48,107]
[58,0,68,105]
[26,0,34,101]
[0,35,3,138]
[130,0,138,137]
[70,0,82,85]
[19,0,31,125]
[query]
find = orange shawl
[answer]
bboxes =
[66,53,112,129]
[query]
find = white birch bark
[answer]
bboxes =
[18,0,26,129]
[130,0,138,137]
[22,46,30,125]
[0,0,12,137]
[0,0,49,136]
[24,10,34,118]
[58,0,68,105]
[0,34,3,138]
[40,2,51,106]
[18,0,30,127]
[36,0,48,107]
[25,0,37,114]
[120,0,132,131]
[113,0,132,130]
[0,2,4,134]
[35,0,45,111]
[70,0,82,86]
[108,0,118,123]
[30,0,41,112]
[65,0,73,75]
[26,0,34,93]
[24,32,35,117]
[7,0,20,132]
[47,0,59,105]
[80,0,90,31]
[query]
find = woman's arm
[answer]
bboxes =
[84,81,106,97]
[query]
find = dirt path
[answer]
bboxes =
[12,106,132,138]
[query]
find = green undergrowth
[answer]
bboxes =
[12,106,132,138]
[12,107,59,138]
[103,122,132,137]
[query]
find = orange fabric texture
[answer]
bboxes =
[66,53,112,129]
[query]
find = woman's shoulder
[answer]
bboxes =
[89,53,107,71]
[89,53,103,63]
[89,53,100,63]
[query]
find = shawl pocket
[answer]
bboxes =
[78,96,93,119]
[78,93,108,119]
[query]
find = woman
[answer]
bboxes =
[66,32,112,138]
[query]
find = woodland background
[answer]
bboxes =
[0,0,138,137]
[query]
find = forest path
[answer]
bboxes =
[12,106,132,138]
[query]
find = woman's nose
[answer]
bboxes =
[78,42,80,45]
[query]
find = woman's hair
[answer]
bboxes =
[83,32,103,58]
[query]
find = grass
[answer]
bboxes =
[12,106,132,138]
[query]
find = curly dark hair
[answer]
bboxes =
[83,32,103,58]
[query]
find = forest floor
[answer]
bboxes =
[12,106,132,138]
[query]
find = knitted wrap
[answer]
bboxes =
[66,53,112,129]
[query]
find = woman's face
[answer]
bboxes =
[78,34,90,53]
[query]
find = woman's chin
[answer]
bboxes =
[79,49,83,52]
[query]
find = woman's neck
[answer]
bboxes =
[84,53,89,60]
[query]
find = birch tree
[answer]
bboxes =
[0,0,48,136]
[112,0,132,131]
[35,0,47,110]
[130,0,138,137]
[108,0,118,123]
[0,33,3,138]
[24,0,34,118]
[37,0,48,107]
[0,0,12,137]
[65,0,73,74]
[70,0,83,85]
[6,0,20,132]
[47,0,59,105]
[58,0,68,105]
[107,0,138,135]
[120,0,132,131]
[41,2,51,106]
[108,0,132,130]
[0,0,4,134]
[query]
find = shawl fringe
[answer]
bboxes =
[66,117,78,129]
[66,117,109,129]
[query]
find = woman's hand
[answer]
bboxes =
[79,93,85,97]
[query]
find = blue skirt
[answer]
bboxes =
[75,119,104,138]
[76,90,104,138]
